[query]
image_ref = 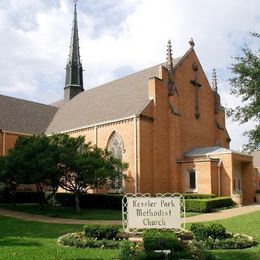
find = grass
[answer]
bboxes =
[0,211,259,259]
[0,204,122,220]
[0,216,119,260]
[187,211,260,260]
[0,203,201,219]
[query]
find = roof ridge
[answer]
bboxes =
[0,94,57,108]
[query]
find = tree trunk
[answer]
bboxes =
[75,193,80,213]
[36,183,45,210]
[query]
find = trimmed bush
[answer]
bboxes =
[83,224,119,240]
[186,197,234,213]
[58,232,121,249]
[143,229,182,252]
[191,223,227,241]
[182,194,217,199]
[54,193,123,210]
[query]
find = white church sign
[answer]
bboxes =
[122,193,185,233]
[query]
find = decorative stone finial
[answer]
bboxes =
[189,37,195,48]
[212,68,218,92]
[166,40,173,71]
[166,40,177,96]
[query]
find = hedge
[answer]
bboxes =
[182,193,216,199]
[185,197,234,213]
[54,193,123,209]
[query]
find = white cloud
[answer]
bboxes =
[0,0,259,149]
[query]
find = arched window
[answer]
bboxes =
[107,131,124,193]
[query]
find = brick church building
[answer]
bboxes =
[0,3,254,203]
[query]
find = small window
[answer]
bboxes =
[186,169,196,191]
[189,170,196,189]
[259,180,260,188]
[233,179,236,190]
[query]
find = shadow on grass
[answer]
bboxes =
[0,237,41,247]
[0,216,82,240]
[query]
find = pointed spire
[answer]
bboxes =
[166,40,177,96]
[212,68,218,92]
[64,0,84,102]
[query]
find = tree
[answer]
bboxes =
[6,135,61,207]
[0,155,20,203]
[228,32,260,151]
[52,134,128,212]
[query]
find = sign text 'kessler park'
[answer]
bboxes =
[127,196,181,230]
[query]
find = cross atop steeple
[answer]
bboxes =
[212,68,218,92]
[64,0,84,102]
[166,40,177,96]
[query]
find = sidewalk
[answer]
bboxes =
[184,203,260,223]
[0,204,259,225]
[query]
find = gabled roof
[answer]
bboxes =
[185,146,232,157]
[0,94,57,134]
[46,57,182,134]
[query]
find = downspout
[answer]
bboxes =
[94,126,98,146]
[217,159,222,196]
[134,115,138,194]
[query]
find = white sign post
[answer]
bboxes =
[122,193,185,233]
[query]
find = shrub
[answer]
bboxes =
[208,223,227,240]
[187,240,216,260]
[191,223,227,241]
[185,197,234,213]
[119,241,145,260]
[190,224,210,241]
[143,229,182,252]
[54,193,123,209]
[255,189,260,194]
[182,194,217,199]
[58,232,121,249]
[83,224,119,240]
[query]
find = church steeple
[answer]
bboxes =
[166,40,177,96]
[64,0,84,102]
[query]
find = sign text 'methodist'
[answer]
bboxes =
[127,197,181,229]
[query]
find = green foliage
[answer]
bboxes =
[182,194,217,199]
[143,229,182,252]
[191,223,256,250]
[119,241,145,260]
[227,32,260,151]
[191,223,227,241]
[255,189,260,193]
[192,234,256,250]
[187,241,216,260]
[83,224,120,240]
[54,192,123,209]
[185,197,234,213]
[50,133,127,212]
[58,232,121,249]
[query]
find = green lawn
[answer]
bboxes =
[0,204,122,220]
[187,211,260,260]
[0,203,200,219]
[0,216,119,260]
[0,211,259,259]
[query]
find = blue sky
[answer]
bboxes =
[0,0,259,150]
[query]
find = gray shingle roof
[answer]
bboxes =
[0,94,57,134]
[185,146,232,157]
[46,58,182,134]
[185,146,253,158]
